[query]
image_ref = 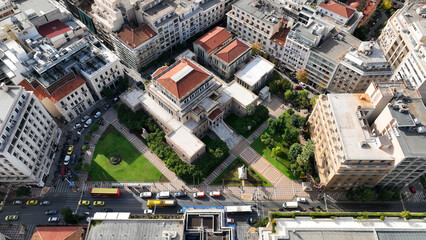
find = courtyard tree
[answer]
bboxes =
[261,134,275,147]
[282,127,300,145]
[381,0,392,10]
[296,70,308,83]
[245,104,255,116]
[90,124,99,133]
[289,143,303,160]
[284,90,294,101]
[101,86,113,99]
[117,76,129,92]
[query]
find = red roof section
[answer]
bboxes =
[116,24,157,49]
[155,59,210,99]
[215,39,250,64]
[319,1,355,18]
[271,27,290,47]
[38,20,71,39]
[30,226,84,240]
[19,76,86,103]
[151,66,168,78]
[194,27,232,53]
[208,108,223,121]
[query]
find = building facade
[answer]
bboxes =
[0,85,60,187]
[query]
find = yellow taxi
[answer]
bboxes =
[78,200,90,206]
[5,215,18,221]
[26,200,38,205]
[0,201,4,206]
[93,201,105,206]
[67,145,74,155]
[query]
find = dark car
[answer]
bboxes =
[71,154,76,165]
[173,192,187,198]
[61,166,66,175]
[45,210,58,215]
[409,185,416,194]
[73,137,80,144]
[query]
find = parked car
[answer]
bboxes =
[5,215,18,221]
[84,119,92,128]
[209,191,221,197]
[71,154,76,165]
[93,201,105,206]
[73,123,82,130]
[140,192,152,198]
[299,82,307,89]
[157,191,170,199]
[409,185,416,194]
[77,129,84,135]
[295,197,307,203]
[295,85,303,90]
[26,200,38,205]
[40,200,51,206]
[45,210,58,215]
[173,192,187,198]
[144,209,153,214]
[78,200,90,206]
[94,111,101,118]
[13,200,23,205]
[193,192,205,198]
[226,218,234,224]
[67,145,74,155]
[48,217,60,222]
[60,166,66,175]
[81,116,90,123]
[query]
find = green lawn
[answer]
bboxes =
[250,128,298,180]
[89,125,167,182]
[224,105,269,138]
[211,157,272,186]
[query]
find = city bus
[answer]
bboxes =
[147,199,176,208]
[90,188,121,197]
[224,205,252,213]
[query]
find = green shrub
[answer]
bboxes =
[380,215,385,221]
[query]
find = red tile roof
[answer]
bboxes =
[155,58,210,99]
[319,1,355,18]
[215,39,250,64]
[194,27,232,53]
[19,76,86,103]
[116,24,157,49]
[271,27,290,47]
[208,108,223,121]
[151,66,168,78]
[37,20,71,39]
[30,226,84,240]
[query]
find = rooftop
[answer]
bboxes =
[318,0,355,19]
[314,31,360,60]
[30,226,85,240]
[140,92,182,131]
[235,56,274,87]
[86,219,184,240]
[233,0,284,25]
[0,86,21,126]
[194,27,232,53]
[155,58,210,99]
[14,0,57,17]
[222,81,258,107]
[214,39,250,64]
[37,19,71,39]
[263,217,426,240]
[167,127,205,159]
[271,27,290,47]
[328,93,393,161]
[343,41,390,69]
[115,24,157,49]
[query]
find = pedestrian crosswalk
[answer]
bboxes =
[49,178,74,193]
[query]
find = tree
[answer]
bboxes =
[101,86,113,99]
[310,95,319,107]
[117,76,129,92]
[282,127,299,145]
[296,152,310,166]
[84,134,92,142]
[296,70,308,83]
[281,79,293,92]
[16,186,31,197]
[284,90,294,101]
[61,207,85,224]
[81,145,89,151]
[381,0,392,10]
[271,146,283,157]
[89,124,99,133]
[269,80,278,94]
[251,42,261,55]
[245,104,255,116]
[356,186,375,202]
[289,143,303,160]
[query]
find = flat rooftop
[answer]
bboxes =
[86,219,183,240]
[233,0,282,24]
[167,127,205,159]
[222,81,258,107]
[266,217,426,240]
[344,41,389,66]
[328,94,393,161]
[0,86,21,125]
[14,0,57,16]
[314,31,360,60]
[235,56,274,87]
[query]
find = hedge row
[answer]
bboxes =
[270,211,426,220]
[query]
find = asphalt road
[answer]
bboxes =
[2,189,426,225]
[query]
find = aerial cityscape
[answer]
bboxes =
[0,0,425,239]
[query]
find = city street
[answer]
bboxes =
[2,188,426,225]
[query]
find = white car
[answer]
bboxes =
[64,155,70,166]
[299,82,307,89]
[81,116,89,123]
[84,119,92,128]
[144,209,153,214]
[94,111,101,118]
[295,197,307,203]
[73,123,82,130]
[77,129,84,135]
[48,217,60,222]
[140,192,152,198]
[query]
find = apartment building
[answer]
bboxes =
[309,82,426,190]
[235,56,274,91]
[328,41,393,93]
[227,0,287,52]
[122,57,257,162]
[378,2,426,101]
[90,0,125,46]
[0,85,60,187]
